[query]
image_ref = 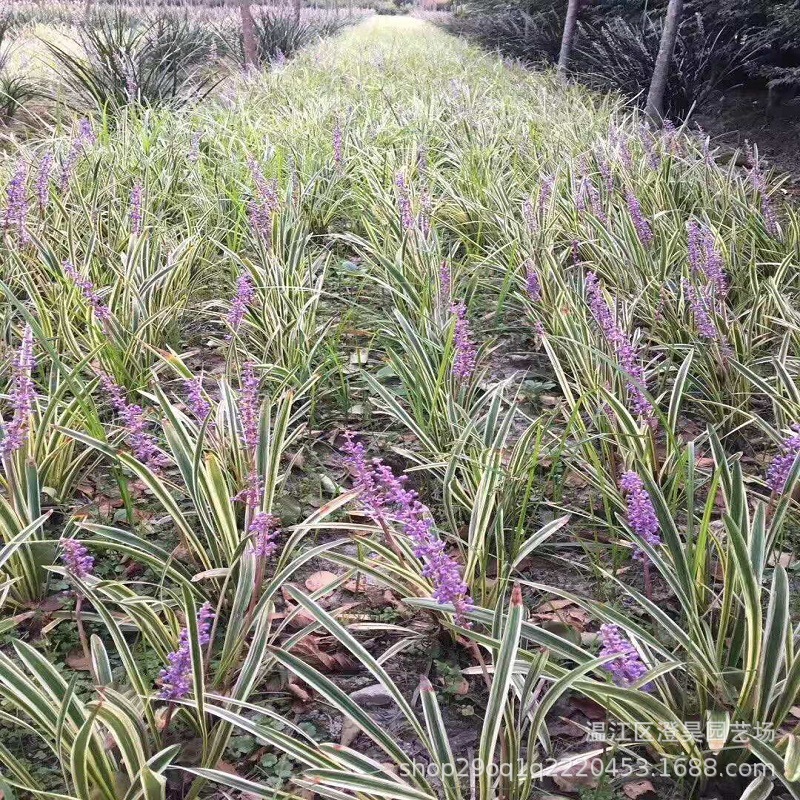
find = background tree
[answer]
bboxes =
[239,0,258,67]
[644,0,683,123]
[557,0,582,80]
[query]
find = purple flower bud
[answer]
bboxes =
[748,151,779,236]
[597,157,613,194]
[395,171,414,232]
[188,130,202,163]
[525,260,541,302]
[78,118,96,145]
[576,174,607,223]
[157,602,214,701]
[539,175,555,213]
[625,190,653,247]
[342,434,473,626]
[246,157,279,240]
[586,273,653,422]
[98,372,167,471]
[419,192,432,239]
[610,126,633,170]
[124,65,138,104]
[59,120,95,193]
[451,302,477,381]
[0,325,37,459]
[36,152,54,214]
[248,512,280,558]
[184,377,210,422]
[4,162,30,245]
[439,260,451,306]
[63,261,111,323]
[599,623,651,690]
[227,273,254,334]
[239,362,260,451]
[60,538,94,580]
[332,120,344,169]
[687,221,727,297]
[129,182,143,235]
[522,197,537,235]
[619,471,661,560]
[682,280,730,357]
[234,470,262,507]
[766,426,800,495]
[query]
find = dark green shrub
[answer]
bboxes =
[46,11,219,112]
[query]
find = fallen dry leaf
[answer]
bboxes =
[65,650,92,672]
[623,780,657,799]
[550,751,601,792]
[292,635,355,671]
[569,696,606,721]
[215,762,259,800]
[340,716,361,748]
[535,599,574,614]
[305,571,340,593]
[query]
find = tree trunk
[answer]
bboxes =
[239,0,258,68]
[645,0,683,126]
[556,0,581,82]
[292,0,301,24]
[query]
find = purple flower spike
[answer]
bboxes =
[419,192,432,239]
[619,471,661,560]
[687,221,727,297]
[36,152,54,214]
[239,362,260,452]
[439,260,451,305]
[0,325,37,459]
[158,602,214,701]
[4,162,30,245]
[625,190,653,247]
[599,623,651,690]
[522,198,536,235]
[525,260,541,302]
[597,158,613,193]
[188,130,202,163]
[451,302,477,381]
[60,538,94,580]
[184,377,210,422]
[98,373,167,471]
[395,171,414,232]
[227,273,254,334]
[59,120,96,193]
[576,166,607,224]
[63,261,112,323]
[539,175,555,213]
[586,273,653,422]
[342,434,474,626]
[766,426,800,495]
[249,512,280,558]
[246,157,279,240]
[130,182,143,235]
[78,118,96,145]
[682,279,730,357]
[234,471,262,508]
[748,151,779,236]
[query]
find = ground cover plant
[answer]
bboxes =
[2,9,800,800]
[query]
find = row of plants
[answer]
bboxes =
[445,0,800,120]
[0,3,364,120]
[1,14,800,800]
